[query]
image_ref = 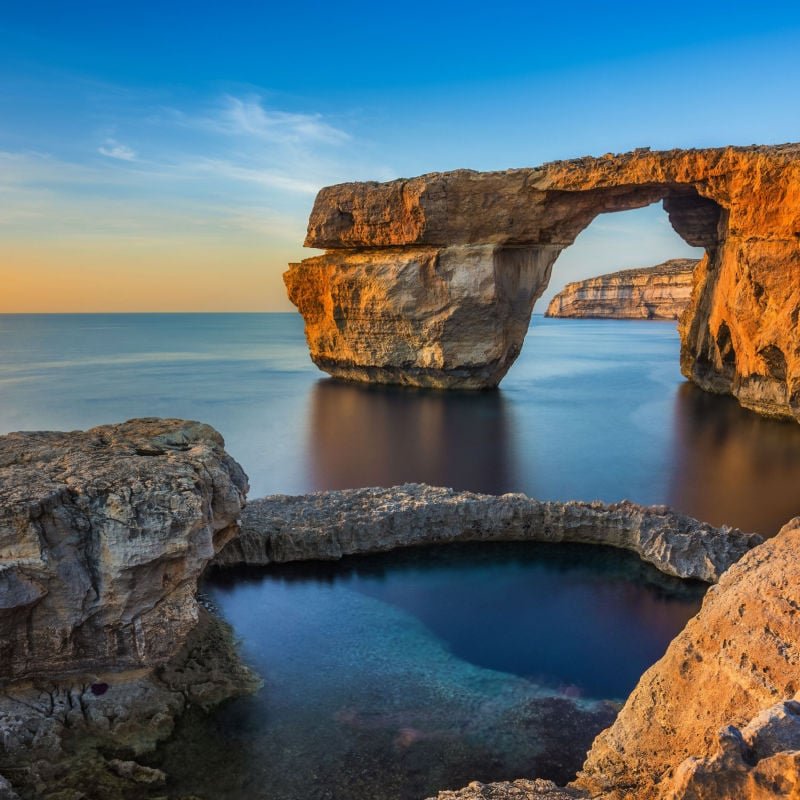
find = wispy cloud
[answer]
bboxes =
[0,89,392,251]
[98,138,137,161]
[185,158,321,195]
[214,96,351,145]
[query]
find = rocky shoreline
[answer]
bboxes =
[1,418,798,799]
[429,517,800,799]
[216,484,761,583]
[544,259,697,320]
[0,419,256,799]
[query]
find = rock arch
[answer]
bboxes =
[284,145,800,421]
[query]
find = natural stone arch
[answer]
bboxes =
[285,145,800,421]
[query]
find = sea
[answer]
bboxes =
[2,312,798,799]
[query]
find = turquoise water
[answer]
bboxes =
[2,312,799,534]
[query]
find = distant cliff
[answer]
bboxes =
[544,259,698,320]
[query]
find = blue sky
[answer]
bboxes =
[2,1,799,310]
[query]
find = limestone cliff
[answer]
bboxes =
[215,484,761,583]
[575,517,800,799]
[544,259,697,319]
[286,144,800,423]
[0,419,257,799]
[0,418,248,683]
[285,244,558,389]
[431,518,800,800]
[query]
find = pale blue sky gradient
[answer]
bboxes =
[2,2,799,310]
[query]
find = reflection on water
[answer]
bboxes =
[153,543,704,800]
[669,383,800,534]
[1,314,799,534]
[308,381,512,493]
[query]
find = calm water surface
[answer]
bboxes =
[153,543,704,800]
[2,312,798,534]
[2,312,798,798]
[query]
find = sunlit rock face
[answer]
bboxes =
[574,518,800,799]
[286,145,800,422]
[0,418,247,683]
[544,259,697,320]
[285,244,559,388]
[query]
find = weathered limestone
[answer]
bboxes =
[430,779,585,800]
[286,145,800,422]
[285,244,559,388]
[215,484,761,583]
[0,419,258,798]
[544,259,697,319]
[663,701,800,799]
[0,609,260,800]
[0,418,248,683]
[574,517,800,799]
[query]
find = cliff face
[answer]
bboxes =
[0,419,258,798]
[575,517,800,799]
[286,144,800,422]
[544,259,698,319]
[285,245,558,389]
[0,418,248,683]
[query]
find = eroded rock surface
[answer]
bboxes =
[574,517,800,799]
[429,779,585,800]
[215,484,761,583]
[0,609,260,800]
[663,701,800,799]
[287,144,800,422]
[544,259,697,320]
[285,244,558,388]
[0,418,248,683]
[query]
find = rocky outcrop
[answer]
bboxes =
[286,145,800,422]
[663,701,800,799]
[430,518,800,800]
[0,418,248,684]
[0,608,260,800]
[285,245,558,388]
[544,259,697,319]
[573,517,800,799]
[0,419,257,798]
[215,484,761,583]
[430,779,585,799]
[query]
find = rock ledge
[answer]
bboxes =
[216,484,761,583]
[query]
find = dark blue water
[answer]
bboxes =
[3,311,795,798]
[2,312,799,534]
[151,543,703,800]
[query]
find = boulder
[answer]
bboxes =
[0,418,247,683]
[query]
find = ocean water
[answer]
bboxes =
[2,312,798,798]
[153,543,704,800]
[2,312,799,534]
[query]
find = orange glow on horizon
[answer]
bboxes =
[3,242,306,313]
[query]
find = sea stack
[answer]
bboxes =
[544,259,698,319]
